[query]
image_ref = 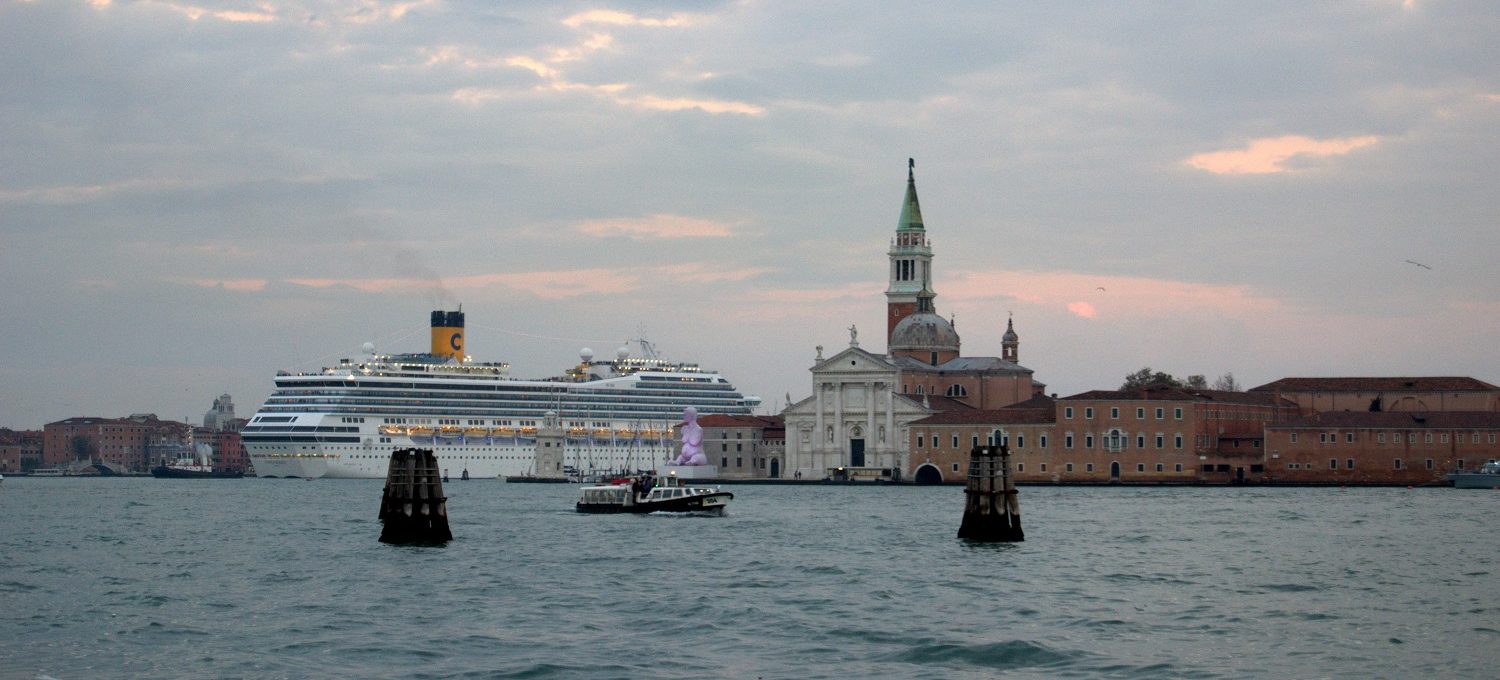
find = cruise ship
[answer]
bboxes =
[243,310,761,479]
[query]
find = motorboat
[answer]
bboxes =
[575,475,732,514]
[1449,461,1500,489]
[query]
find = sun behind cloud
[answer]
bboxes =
[1184,135,1380,175]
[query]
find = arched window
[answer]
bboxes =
[1105,428,1126,453]
[945,384,968,398]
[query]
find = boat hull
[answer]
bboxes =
[151,466,245,479]
[576,491,733,514]
[1448,473,1500,489]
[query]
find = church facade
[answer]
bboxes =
[783,161,1044,480]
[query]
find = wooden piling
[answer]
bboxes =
[378,448,452,545]
[957,444,1023,542]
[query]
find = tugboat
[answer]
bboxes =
[575,474,732,514]
[150,445,244,479]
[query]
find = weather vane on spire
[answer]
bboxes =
[908,157,915,180]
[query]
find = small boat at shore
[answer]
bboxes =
[1449,461,1500,489]
[150,444,244,479]
[576,475,732,514]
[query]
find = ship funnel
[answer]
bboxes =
[430,309,465,361]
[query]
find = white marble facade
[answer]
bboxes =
[782,342,932,479]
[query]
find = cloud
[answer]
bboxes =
[1067,301,1097,319]
[561,9,692,28]
[573,214,737,240]
[943,270,1284,320]
[1183,135,1381,175]
[278,263,770,301]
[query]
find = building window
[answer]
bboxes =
[1377,433,1385,444]
[1040,434,1048,448]
[1155,434,1165,448]
[1136,463,1145,472]
[952,435,959,448]
[1136,434,1145,449]
[735,457,742,467]
[1105,429,1125,453]
[1441,434,1449,444]
[1110,407,1119,419]
[1329,458,1338,470]
[1408,433,1416,444]
[1174,408,1183,420]
[1174,434,1183,449]
[1136,408,1145,419]
[1425,458,1434,470]
[1065,407,1074,419]
[1156,463,1164,472]
[971,435,979,448]
[1474,434,1482,444]
[1394,459,1404,470]
[1086,463,1094,472]
[916,435,924,449]
[1085,434,1094,448]
[736,443,742,452]
[1291,433,1299,443]
[1065,434,1074,449]
[952,463,959,473]
[931,435,939,448]
[1066,463,1074,472]
[1174,464,1183,472]
[1155,407,1165,420]
[1040,463,1048,472]
[945,384,968,398]
[1424,433,1433,444]
[1016,463,1024,473]
[1085,407,1095,419]
[721,457,728,467]
[1017,434,1025,448]
[1347,458,1355,469]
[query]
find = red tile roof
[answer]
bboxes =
[1250,377,1498,392]
[1061,386,1291,406]
[697,414,784,429]
[912,407,1056,426]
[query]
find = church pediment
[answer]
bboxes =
[812,346,897,374]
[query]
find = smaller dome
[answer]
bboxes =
[1003,317,1019,342]
[889,312,960,353]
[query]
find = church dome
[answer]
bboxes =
[889,312,960,353]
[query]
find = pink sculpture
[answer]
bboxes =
[672,406,709,466]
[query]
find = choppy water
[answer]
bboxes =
[1,479,1496,679]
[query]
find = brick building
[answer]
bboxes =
[43,414,194,473]
[0,429,43,473]
[1264,411,1500,484]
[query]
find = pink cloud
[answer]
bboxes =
[1067,301,1097,319]
[1183,135,1380,175]
[180,278,268,292]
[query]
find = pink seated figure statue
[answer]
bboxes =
[672,406,709,466]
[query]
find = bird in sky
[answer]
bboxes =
[1096,286,1106,291]
[1404,259,1432,270]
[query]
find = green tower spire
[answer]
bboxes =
[897,157,924,232]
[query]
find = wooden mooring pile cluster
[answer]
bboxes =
[957,444,1023,542]
[378,448,452,545]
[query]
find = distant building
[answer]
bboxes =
[1249,377,1500,413]
[0,429,43,473]
[783,161,1045,481]
[43,414,193,473]
[203,393,237,431]
[695,414,785,479]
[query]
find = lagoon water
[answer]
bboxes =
[1,478,1496,679]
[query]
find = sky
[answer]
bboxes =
[2,0,1499,429]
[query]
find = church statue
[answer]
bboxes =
[671,406,709,466]
[848,324,858,344]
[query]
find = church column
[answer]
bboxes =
[834,380,844,467]
[814,382,825,475]
[866,381,875,466]
[884,382,896,470]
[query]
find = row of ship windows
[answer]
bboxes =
[282,379,732,391]
[943,462,1193,474]
[1291,432,1498,445]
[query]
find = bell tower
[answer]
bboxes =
[886,158,936,344]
